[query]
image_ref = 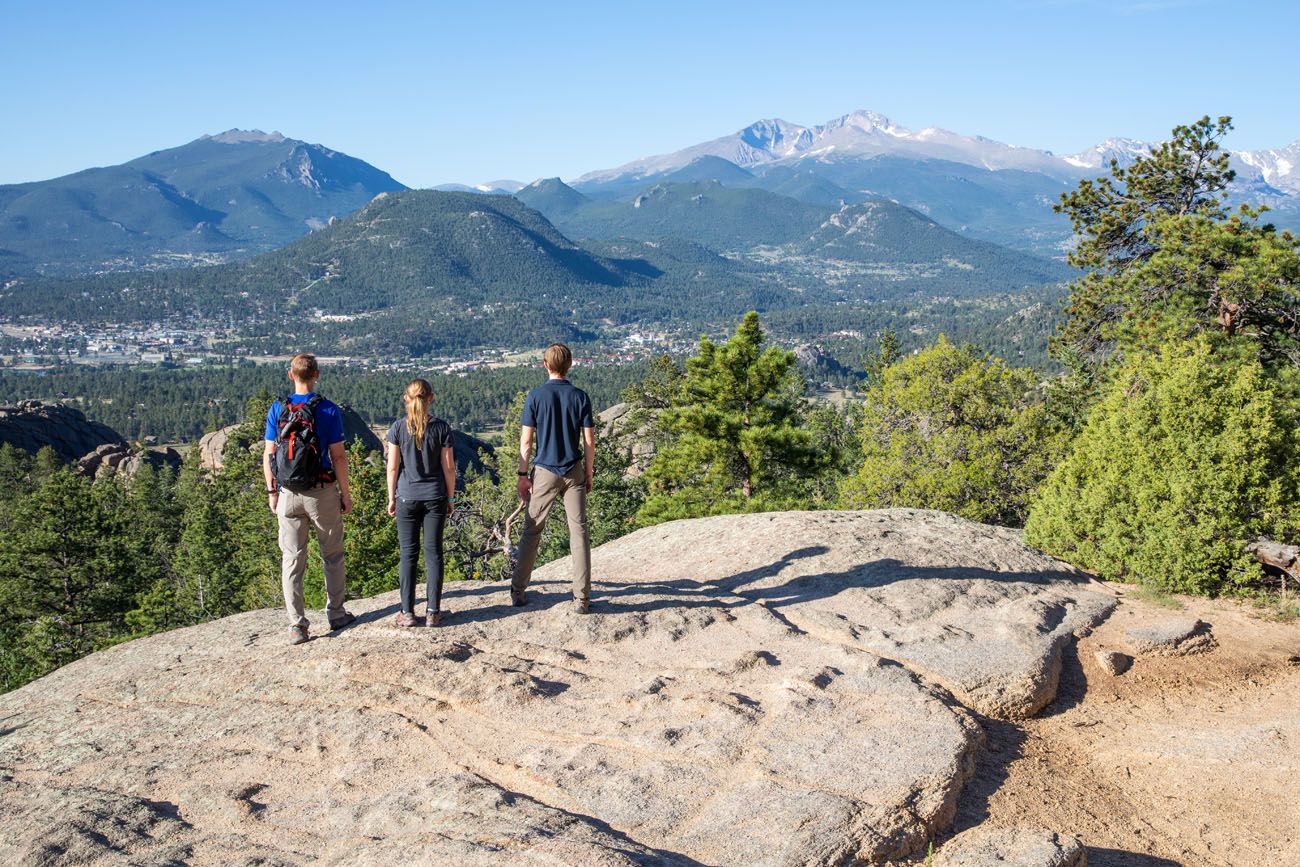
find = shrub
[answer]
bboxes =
[839,336,1064,526]
[1024,338,1300,594]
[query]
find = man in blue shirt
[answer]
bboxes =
[513,343,596,613]
[262,353,355,644]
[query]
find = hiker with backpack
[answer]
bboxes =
[385,378,457,628]
[262,353,356,645]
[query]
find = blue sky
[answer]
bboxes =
[4,0,1297,187]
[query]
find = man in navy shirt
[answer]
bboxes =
[262,353,355,644]
[513,343,596,613]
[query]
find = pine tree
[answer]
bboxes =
[1055,115,1300,368]
[341,440,398,598]
[638,312,816,524]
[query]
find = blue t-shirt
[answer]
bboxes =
[521,378,594,476]
[264,393,346,472]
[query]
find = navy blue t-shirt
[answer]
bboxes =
[520,378,594,475]
[264,393,345,472]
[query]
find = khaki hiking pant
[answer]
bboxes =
[513,464,591,603]
[277,484,347,628]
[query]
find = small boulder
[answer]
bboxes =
[1125,619,1215,657]
[936,826,1087,867]
[1094,649,1132,676]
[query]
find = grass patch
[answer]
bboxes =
[1128,582,1185,609]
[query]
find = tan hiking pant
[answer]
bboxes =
[513,464,591,603]
[277,484,347,628]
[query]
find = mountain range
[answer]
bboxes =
[0,130,405,277]
[565,111,1300,254]
[8,182,1065,358]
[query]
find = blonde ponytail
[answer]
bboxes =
[405,379,433,447]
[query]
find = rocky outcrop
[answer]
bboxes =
[1093,649,1132,677]
[0,509,1112,865]
[1124,618,1216,656]
[936,826,1087,866]
[77,442,183,478]
[599,401,658,474]
[0,400,125,462]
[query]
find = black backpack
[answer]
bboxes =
[273,395,330,491]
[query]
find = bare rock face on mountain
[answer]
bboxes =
[0,509,1113,865]
[0,400,125,462]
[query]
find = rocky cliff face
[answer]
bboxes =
[0,400,125,462]
[0,509,1115,865]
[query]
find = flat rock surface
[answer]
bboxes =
[935,826,1086,866]
[1124,618,1215,656]
[0,509,1115,866]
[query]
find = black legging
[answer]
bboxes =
[395,497,447,614]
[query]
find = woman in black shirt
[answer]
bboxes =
[386,379,457,626]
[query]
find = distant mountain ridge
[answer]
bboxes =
[575,110,1300,193]
[0,130,406,278]
[555,111,1300,255]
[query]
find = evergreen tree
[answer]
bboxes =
[638,312,816,524]
[863,326,901,386]
[341,441,398,598]
[1055,115,1300,368]
[840,336,1064,526]
[0,469,149,689]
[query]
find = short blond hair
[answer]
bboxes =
[543,343,572,376]
[289,353,319,383]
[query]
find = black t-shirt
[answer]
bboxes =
[385,416,455,501]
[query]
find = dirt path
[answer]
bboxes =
[933,587,1300,866]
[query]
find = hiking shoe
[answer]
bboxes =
[425,609,446,627]
[394,611,418,628]
[329,611,357,631]
[511,590,527,608]
[289,625,309,645]
[573,600,591,615]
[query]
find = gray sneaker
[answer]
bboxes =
[289,625,309,645]
[572,600,591,615]
[328,611,357,631]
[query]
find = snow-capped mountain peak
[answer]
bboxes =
[1064,137,1152,169]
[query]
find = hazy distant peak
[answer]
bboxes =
[204,129,288,145]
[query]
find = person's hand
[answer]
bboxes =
[340,491,354,516]
[517,476,532,501]
[268,492,279,514]
[386,496,397,517]
[446,499,456,516]
[584,472,594,494]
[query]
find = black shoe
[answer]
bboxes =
[511,590,527,608]
[328,611,356,631]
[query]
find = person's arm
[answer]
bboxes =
[386,441,401,516]
[330,442,352,515]
[263,441,278,514]
[441,446,457,514]
[583,426,596,494]
[517,425,535,500]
